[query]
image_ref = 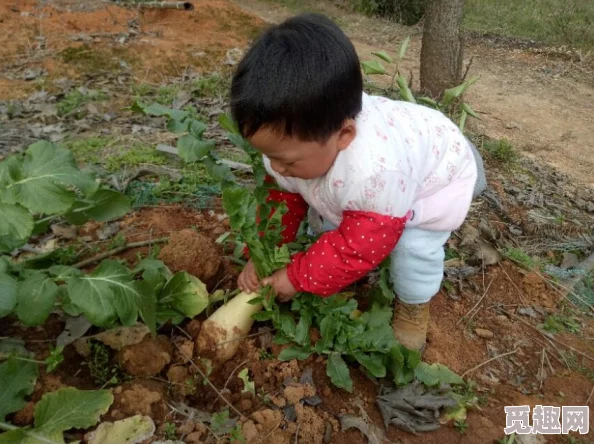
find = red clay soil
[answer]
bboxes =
[0,0,265,98]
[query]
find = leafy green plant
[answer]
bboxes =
[361,38,479,131]
[0,387,113,443]
[454,419,468,434]
[87,341,124,386]
[57,89,107,117]
[238,368,255,395]
[483,138,517,164]
[501,247,539,270]
[163,422,177,440]
[542,313,581,334]
[0,142,213,333]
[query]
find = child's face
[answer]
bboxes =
[248,120,357,180]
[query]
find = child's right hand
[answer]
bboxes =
[238,260,260,294]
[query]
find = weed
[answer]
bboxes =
[87,340,125,386]
[502,247,539,270]
[442,280,456,296]
[483,138,517,164]
[193,73,230,98]
[259,349,274,360]
[108,233,127,250]
[6,102,17,119]
[63,137,113,164]
[454,419,469,434]
[496,434,516,444]
[155,85,181,106]
[57,89,107,117]
[542,313,581,334]
[162,422,177,440]
[105,144,169,171]
[445,246,461,261]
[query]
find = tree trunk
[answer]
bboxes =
[420,0,465,97]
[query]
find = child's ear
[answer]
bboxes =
[336,119,357,151]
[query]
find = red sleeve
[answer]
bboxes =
[286,211,406,297]
[265,177,308,245]
[245,176,309,258]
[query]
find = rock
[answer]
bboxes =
[177,420,195,436]
[185,431,203,443]
[587,202,594,214]
[119,336,171,377]
[475,328,494,339]
[560,252,579,269]
[242,420,258,442]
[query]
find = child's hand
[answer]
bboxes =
[238,260,259,294]
[262,268,297,303]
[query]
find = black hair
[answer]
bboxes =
[230,13,363,142]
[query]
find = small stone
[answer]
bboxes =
[242,420,258,442]
[239,398,253,411]
[475,328,494,339]
[185,431,203,443]
[177,420,195,435]
[560,252,579,269]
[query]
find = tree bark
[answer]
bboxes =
[420,0,465,97]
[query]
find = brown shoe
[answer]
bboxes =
[392,300,430,351]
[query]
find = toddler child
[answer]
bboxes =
[232,13,486,350]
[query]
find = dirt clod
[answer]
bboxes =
[11,402,34,426]
[167,365,194,396]
[173,337,194,364]
[283,383,316,405]
[242,420,259,442]
[119,336,171,377]
[111,384,162,419]
[159,229,222,287]
[185,430,204,443]
[475,328,495,339]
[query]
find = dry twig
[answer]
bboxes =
[461,348,520,378]
[172,342,244,418]
[458,276,494,326]
[72,238,168,268]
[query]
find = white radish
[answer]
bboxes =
[195,291,263,365]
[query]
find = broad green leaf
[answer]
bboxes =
[133,280,157,336]
[372,50,393,63]
[294,311,312,346]
[326,352,353,392]
[57,286,83,317]
[441,76,479,106]
[251,310,274,321]
[67,260,134,327]
[34,387,113,435]
[414,362,464,386]
[398,36,411,59]
[0,428,62,444]
[188,120,208,138]
[202,157,236,186]
[48,265,82,281]
[177,136,215,163]
[160,272,209,318]
[218,113,240,134]
[0,203,34,253]
[397,75,416,104]
[0,272,17,317]
[279,312,297,338]
[389,345,415,385]
[166,117,190,134]
[65,190,131,225]
[0,357,39,421]
[16,273,59,326]
[361,60,387,75]
[354,352,386,378]
[0,142,93,215]
[278,345,312,361]
[318,316,340,350]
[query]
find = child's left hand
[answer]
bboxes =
[261,267,297,303]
